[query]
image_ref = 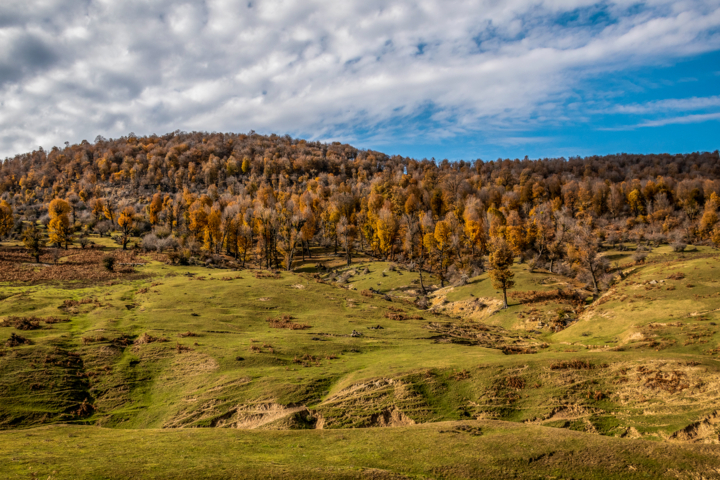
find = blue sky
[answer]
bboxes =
[376,49,720,160]
[1,0,719,160]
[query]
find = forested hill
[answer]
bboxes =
[0,131,719,287]
[1,132,719,193]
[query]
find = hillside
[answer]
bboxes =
[1,133,720,478]
[1,237,719,478]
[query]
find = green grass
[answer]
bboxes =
[2,422,720,479]
[1,246,720,477]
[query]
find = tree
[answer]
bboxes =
[48,198,72,249]
[337,216,357,266]
[0,200,14,240]
[488,237,515,309]
[376,207,398,259]
[433,220,453,287]
[566,226,607,296]
[147,193,163,226]
[102,199,117,228]
[67,193,81,225]
[117,207,136,250]
[188,200,209,240]
[22,224,46,262]
[203,205,222,252]
[463,203,487,257]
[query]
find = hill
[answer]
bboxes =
[1,132,720,478]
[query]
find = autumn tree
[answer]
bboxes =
[117,207,136,250]
[376,207,398,259]
[203,205,223,252]
[147,193,163,226]
[23,224,46,262]
[337,216,357,266]
[424,220,453,287]
[102,199,117,230]
[0,200,13,240]
[462,200,487,257]
[488,237,515,309]
[48,198,72,249]
[566,225,608,296]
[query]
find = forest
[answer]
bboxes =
[1,130,719,301]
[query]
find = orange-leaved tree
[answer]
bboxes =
[48,198,72,249]
[0,200,14,240]
[117,207,136,250]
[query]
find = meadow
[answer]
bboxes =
[1,239,719,479]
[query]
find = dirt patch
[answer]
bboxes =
[228,403,312,429]
[425,321,545,354]
[429,292,504,321]
[172,351,219,376]
[133,332,168,345]
[367,408,415,427]
[317,378,432,428]
[621,427,642,439]
[0,247,150,283]
[670,411,720,444]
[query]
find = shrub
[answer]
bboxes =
[158,235,179,251]
[632,251,648,264]
[141,233,159,252]
[671,242,687,252]
[95,220,112,236]
[6,333,32,347]
[102,255,116,272]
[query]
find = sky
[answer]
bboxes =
[1,0,719,161]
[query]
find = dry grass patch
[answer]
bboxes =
[266,315,311,330]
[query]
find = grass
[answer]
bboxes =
[2,422,720,479]
[1,243,720,477]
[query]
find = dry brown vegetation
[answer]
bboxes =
[0,248,148,283]
[266,315,311,330]
[5,332,32,347]
[550,359,596,370]
[134,333,168,345]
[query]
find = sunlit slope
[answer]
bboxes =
[1,250,720,445]
[2,422,720,480]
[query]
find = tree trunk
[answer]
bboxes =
[502,285,508,309]
[345,236,351,266]
[590,267,599,296]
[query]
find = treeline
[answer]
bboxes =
[1,131,719,300]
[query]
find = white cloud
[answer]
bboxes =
[637,111,720,127]
[1,0,719,157]
[612,95,720,114]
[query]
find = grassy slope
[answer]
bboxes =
[1,243,720,477]
[2,422,719,479]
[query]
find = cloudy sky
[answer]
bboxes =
[1,0,719,160]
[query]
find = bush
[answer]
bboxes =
[95,220,112,236]
[158,235,179,251]
[632,251,648,264]
[102,255,116,272]
[141,233,159,252]
[671,242,687,252]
